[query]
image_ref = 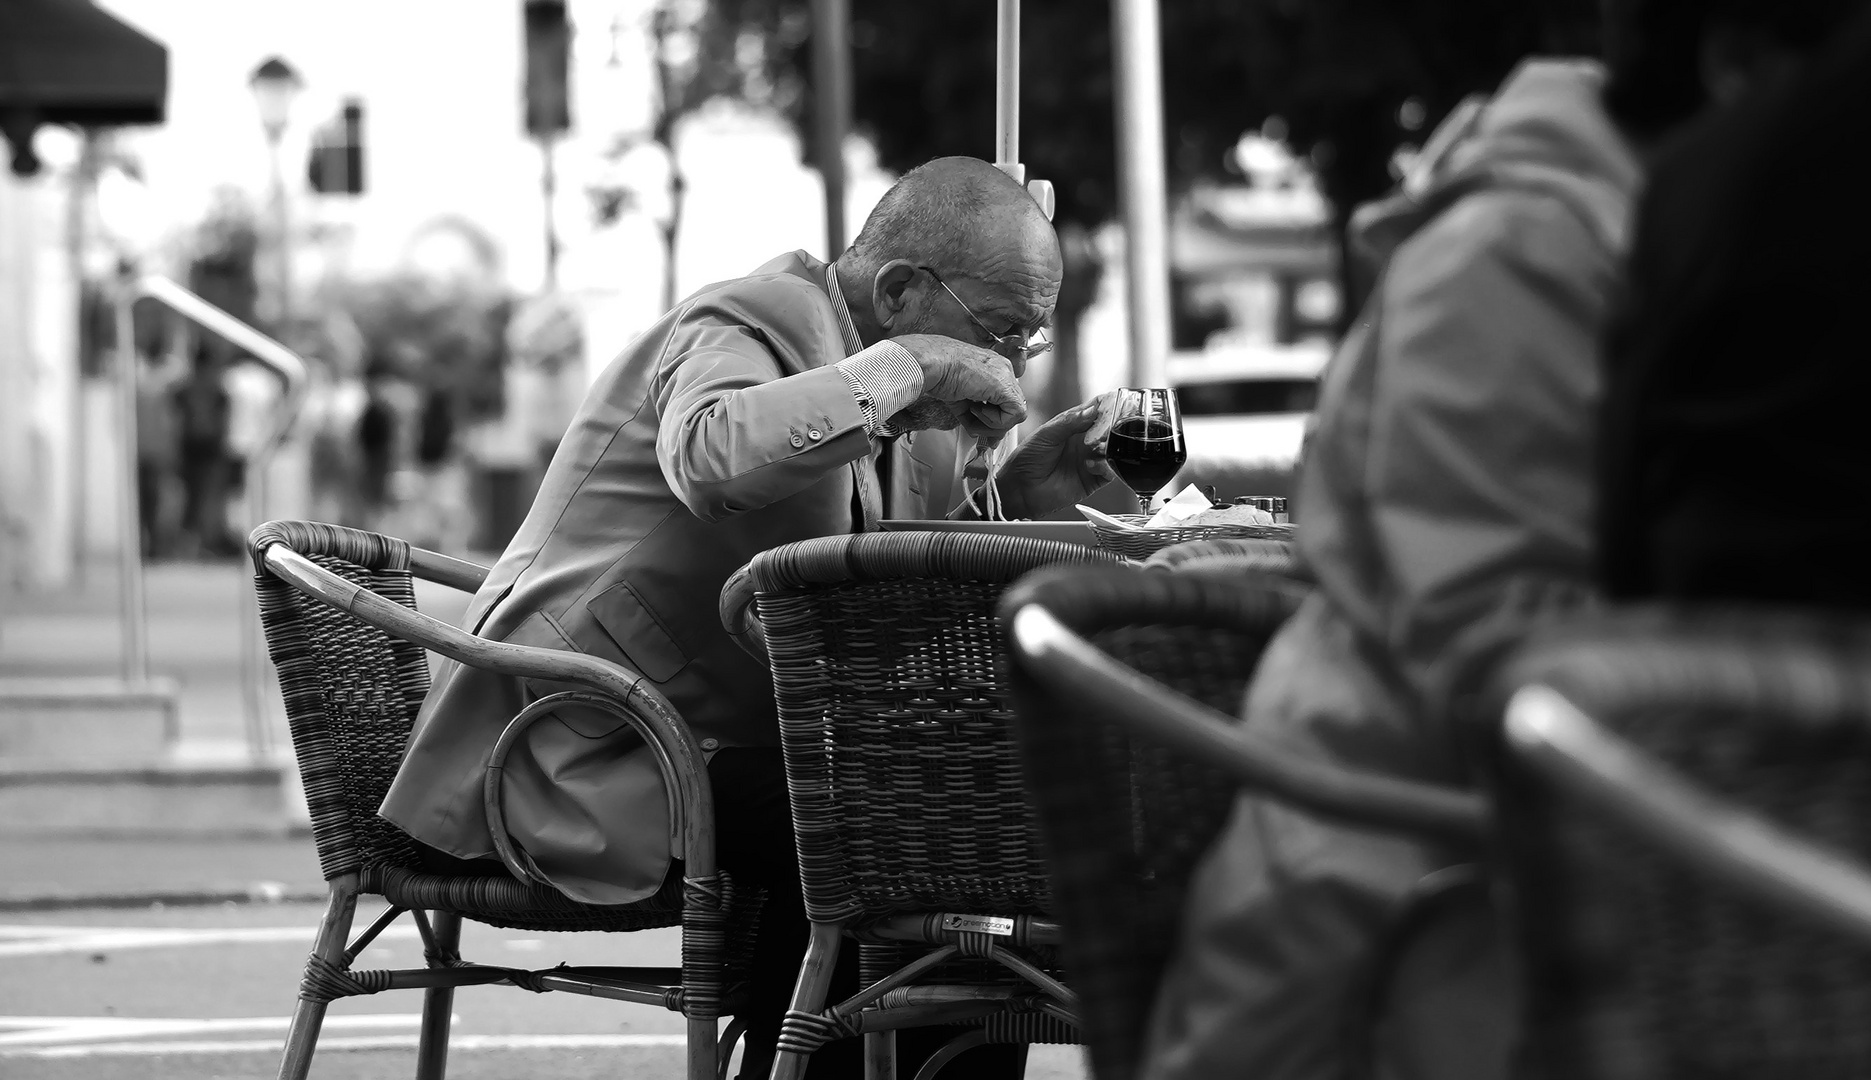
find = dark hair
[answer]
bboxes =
[1601,0,1865,136]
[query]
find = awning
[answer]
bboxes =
[0,0,167,174]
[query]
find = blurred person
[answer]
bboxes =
[1597,4,1871,609]
[1138,4,1868,1079]
[506,292,588,470]
[382,157,1117,1079]
[171,343,236,558]
[355,362,406,531]
[305,357,370,529]
[134,349,181,558]
[224,359,279,531]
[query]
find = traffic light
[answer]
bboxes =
[524,0,572,138]
[308,99,365,195]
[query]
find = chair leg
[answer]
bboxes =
[909,1030,987,1080]
[768,921,844,1080]
[415,910,462,1080]
[277,877,360,1080]
[719,1017,749,1080]
[864,1030,898,1080]
[689,1016,722,1080]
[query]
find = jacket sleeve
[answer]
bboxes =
[654,311,873,522]
[1364,191,1612,712]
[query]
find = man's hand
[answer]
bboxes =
[988,392,1120,519]
[892,334,1028,437]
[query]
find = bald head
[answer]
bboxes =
[837,156,1064,355]
[850,157,1058,275]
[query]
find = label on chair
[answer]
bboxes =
[942,914,1015,936]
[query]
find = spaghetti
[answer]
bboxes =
[959,430,1019,521]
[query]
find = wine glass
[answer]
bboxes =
[1104,387,1187,514]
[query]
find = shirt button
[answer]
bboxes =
[807,428,823,442]
[700,738,719,751]
[789,433,805,448]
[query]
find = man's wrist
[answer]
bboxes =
[836,342,924,437]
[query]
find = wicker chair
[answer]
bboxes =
[1000,563,1493,1080]
[725,531,1122,1080]
[249,520,756,1080]
[1141,535,1308,581]
[1487,608,1871,1079]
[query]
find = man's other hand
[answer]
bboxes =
[993,392,1120,519]
[892,334,1028,437]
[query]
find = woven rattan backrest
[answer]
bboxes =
[1143,536,1308,581]
[1489,610,1871,1079]
[250,521,430,880]
[748,531,1120,924]
[1002,565,1309,1080]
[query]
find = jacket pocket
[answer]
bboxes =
[503,610,642,742]
[585,580,689,683]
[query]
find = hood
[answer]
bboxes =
[1352,59,1643,267]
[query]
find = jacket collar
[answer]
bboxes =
[823,263,865,357]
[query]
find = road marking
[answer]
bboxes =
[0,1032,689,1059]
[0,924,420,958]
[0,1014,422,1048]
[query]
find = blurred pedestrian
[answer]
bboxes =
[1139,4,1868,1078]
[171,343,236,558]
[355,362,404,531]
[506,292,586,470]
[1597,4,1871,609]
[134,350,180,557]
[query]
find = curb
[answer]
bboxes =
[0,882,326,913]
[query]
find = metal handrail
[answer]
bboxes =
[116,272,309,757]
[1506,683,1871,946]
[1007,603,1488,842]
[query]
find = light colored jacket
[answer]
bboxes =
[1142,60,1640,1080]
[381,251,965,905]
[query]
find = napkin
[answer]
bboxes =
[1145,484,1216,529]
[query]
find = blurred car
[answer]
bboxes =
[1170,342,1331,469]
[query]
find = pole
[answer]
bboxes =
[69,134,95,588]
[812,0,851,256]
[1112,0,1172,388]
[269,132,291,327]
[995,0,1021,175]
[541,136,560,289]
[112,286,150,684]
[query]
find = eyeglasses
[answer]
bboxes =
[919,267,1052,362]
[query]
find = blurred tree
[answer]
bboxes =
[589,0,772,311]
[717,0,1598,343]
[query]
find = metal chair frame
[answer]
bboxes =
[249,520,744,1080]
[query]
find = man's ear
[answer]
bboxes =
[870,260,919,332]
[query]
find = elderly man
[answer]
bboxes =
[382,156,1111,1077]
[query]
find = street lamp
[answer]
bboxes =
[248,57,302,326]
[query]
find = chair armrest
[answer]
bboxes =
[1007,602,1486,843]
[409,546,491,593]
[1506,683,1871,947]
[255,541,716,876]
[717,561,768,662]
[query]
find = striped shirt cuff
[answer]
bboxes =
[836,341,924,437]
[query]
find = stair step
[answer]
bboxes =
[0,759,290,838]
[0,677,180,762]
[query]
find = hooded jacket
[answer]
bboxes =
[1142,60,1641,1080]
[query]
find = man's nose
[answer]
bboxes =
[997,341,1028,379]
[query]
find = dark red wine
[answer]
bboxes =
[1106,417,1186,498]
